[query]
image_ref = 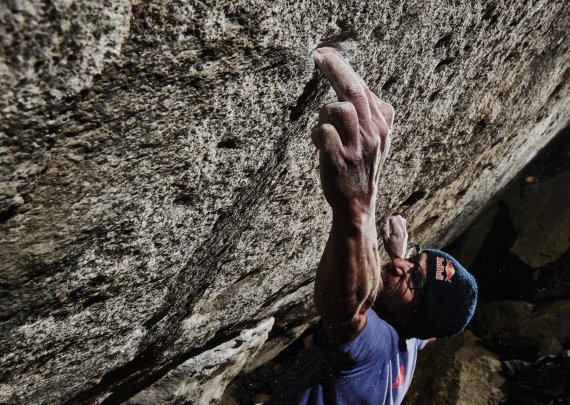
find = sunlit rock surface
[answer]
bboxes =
[1,1,569,403]
[127,318,274,405]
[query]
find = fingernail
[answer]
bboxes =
[312,48,326,63]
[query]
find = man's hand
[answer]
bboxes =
[382,215,409,260]
[312,48,395,344]
[312,48,394,224]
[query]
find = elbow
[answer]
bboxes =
[314,292,366,328]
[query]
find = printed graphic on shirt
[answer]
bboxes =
[391,364,406,388]
[435,256,455,283]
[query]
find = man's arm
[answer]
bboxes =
[311,48,394,345]
[314,211,381,344]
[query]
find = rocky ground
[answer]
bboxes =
[224,126,570,404]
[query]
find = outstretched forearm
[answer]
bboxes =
[314,212,381,344]
[309,47,393,344]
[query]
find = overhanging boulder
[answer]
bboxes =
[1,1,569,403]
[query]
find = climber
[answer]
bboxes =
[267,48,478,404]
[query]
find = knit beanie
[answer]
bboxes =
[413,249,478,339]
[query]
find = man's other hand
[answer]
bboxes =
[312,47,394,225]
[382,215,408,260]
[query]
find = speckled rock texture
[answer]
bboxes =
[127,318,274,405]
[1,1,569,403]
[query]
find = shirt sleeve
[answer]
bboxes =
[415,338,430,351]
[315,309,395,370]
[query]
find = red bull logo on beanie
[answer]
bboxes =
[435,256,455,283]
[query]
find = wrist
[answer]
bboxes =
[332,209,376,234]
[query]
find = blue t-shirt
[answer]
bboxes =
[268,310,427,405]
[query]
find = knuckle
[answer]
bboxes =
[344,81,365,99]
[366,136,380,150]
[373,117,390,135]
[336,103,356,120]
[320,123,336,135]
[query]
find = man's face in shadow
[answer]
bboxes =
[374,252,428,332]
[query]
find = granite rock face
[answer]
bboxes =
[127,318,274,405]
[1,1,569,403]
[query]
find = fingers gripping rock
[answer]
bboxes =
[311,47,396,219]
[313,47,372,122]
[318,102,359,147]
[311,123,343,152]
